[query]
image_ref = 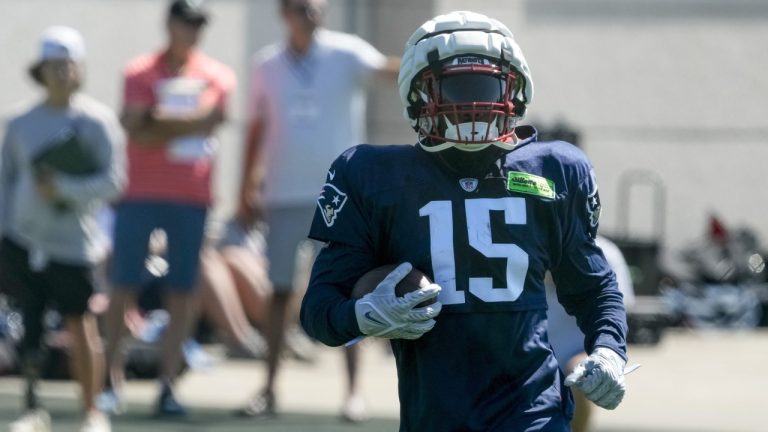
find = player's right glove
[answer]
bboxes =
[354,262,442,339]
[564,347,626,410]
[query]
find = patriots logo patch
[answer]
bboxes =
[459,178,479,192]
[586,188,602,239]
[584,169,602,238]
[317,183,348,227]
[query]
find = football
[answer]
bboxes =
[351,264,436,307]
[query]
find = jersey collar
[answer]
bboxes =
[509,125,538,151]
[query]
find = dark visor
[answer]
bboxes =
[439,73,505,104]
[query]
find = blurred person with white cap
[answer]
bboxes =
[0,25,125,432]
[99,0,234,418]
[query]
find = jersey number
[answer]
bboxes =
[419,198,529,305]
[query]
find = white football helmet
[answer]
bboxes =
[398,11,533,152]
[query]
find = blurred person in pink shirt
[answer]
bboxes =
[100,0,234,418]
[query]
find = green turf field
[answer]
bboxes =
[0,394,400,432]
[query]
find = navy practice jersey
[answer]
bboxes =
[300,126,627,432]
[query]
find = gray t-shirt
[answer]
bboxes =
[249,29,387,206]
[0,94,126,266]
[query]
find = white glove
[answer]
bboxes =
[354,262,442,340]
[564,347,626,410]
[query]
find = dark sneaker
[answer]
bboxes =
[235,391,276,418]
[155,384,187,418]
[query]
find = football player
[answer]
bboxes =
[300,11,628,431]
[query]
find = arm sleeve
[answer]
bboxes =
[300,242,376,346]
[350,36,387,83]
[53,113,127,207]
[215,65,236,115]
[123,67,155,110]
[307,147,373,249]
[301,147,377,346]
[0,123,17,237]
[551,168,628,360]
[247,62,268,122]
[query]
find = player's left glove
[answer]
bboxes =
[564,347,626,410]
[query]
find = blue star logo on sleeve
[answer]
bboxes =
[587,191,601,228]
[585,169,602,238]
[586,169,602,238]
[317,183,348,227]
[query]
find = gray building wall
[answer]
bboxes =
[1,0,766,269]
[515,1,768,270]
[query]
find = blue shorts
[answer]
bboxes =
[110,200,207,292]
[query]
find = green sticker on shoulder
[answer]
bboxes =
[506,171,556,199]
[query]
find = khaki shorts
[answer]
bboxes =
[265,204,319,291]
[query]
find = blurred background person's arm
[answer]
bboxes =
[347,30,399,83]
[377,56,400,81]
[236,117,266,227]
[0,122,18,239]
[236,59,269,228]
[120,73,224,146]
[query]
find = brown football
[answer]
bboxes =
[351,264,436,307]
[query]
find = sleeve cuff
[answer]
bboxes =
[592,341,628,362]
[340,299,364,340]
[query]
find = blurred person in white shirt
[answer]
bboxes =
[235,0,399,422]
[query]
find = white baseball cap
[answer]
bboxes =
[29,26,85,83]
[38,26,86,62]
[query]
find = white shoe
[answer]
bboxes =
[79,411,111,432]
[95,389,125,415]
[8,409,51,432]
[283,326,317,363]
[341,394,369,423]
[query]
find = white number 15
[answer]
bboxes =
[419,198,529,305]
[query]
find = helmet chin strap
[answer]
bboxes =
[427,144,510,179]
